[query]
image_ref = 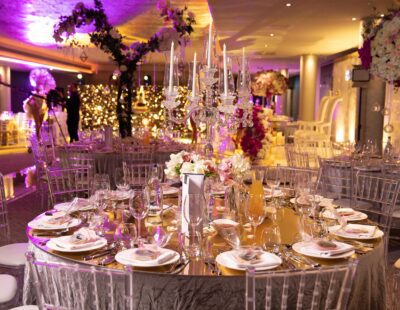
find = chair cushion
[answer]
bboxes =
[0,274,17,303]
[0,243,28,266]
[9,306,39,310]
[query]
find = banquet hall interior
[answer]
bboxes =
[1,0,400,309]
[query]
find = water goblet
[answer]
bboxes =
[114,223,137,249]
[178,231,202,258]
[262,225,281,253]
[128,190,150,246]
[183,193,205,234]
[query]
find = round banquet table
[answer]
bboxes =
[23,199,386,310]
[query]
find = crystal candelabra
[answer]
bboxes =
[163,66,253,157]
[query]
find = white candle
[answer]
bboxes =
[242,47,246,87]
[192,52,197,98]
[223,44,228,96]
[207,22,212,68]
[168,41,174,94]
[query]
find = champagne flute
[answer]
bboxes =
[244,193,267,247]
[128,190,150,246]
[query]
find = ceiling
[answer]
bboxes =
[0,0,396,73]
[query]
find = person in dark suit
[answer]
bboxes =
[66,83,81,143]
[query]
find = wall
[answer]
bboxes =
[331,53,360,142]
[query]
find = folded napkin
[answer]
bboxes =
[53,228,101,250]
[229,252,279,269]
[119,247,176,265]
[337,224,377,238]
[302,241,354,257]
[34,211,72,228]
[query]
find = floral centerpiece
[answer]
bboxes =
[358,10,400,85]
[53,0,195,137]
[240,106,273,161]
[252,70,289,99]
[218,154,251,185]
[164,151,217,179]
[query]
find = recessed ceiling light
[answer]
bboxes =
[270,33,275,37]
[380,14,385,17]
[265,44,269,47]
[286,3,292,7]
[352,17,357,21]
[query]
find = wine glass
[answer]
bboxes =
[92,174,110,195]
[262,225,281,252]
[147,226,172,248]
[244,193,267,246]
[183,193,205,234]
[94,190,108,213]
[128,190,150,246]
[265,168,281,206]
[114,223,137,249]
[114,167,130,191]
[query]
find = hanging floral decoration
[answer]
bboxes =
[251,70,288,99]
[240,106,272,160]
[358,9,400,85]
[53,0,195,137]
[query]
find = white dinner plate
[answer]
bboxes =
[28,216,81,231]
[54,202,96,212]
[162,187,179,196]
[115,248,180,267]
[264,188,284,198]
[329,224,383,240]
[215,250,282,271]
[46,237,107,253]
[292,241,355,260]
[321,208,368,222]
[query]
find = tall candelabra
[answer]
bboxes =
[163,63,253,157]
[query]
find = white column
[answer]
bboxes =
[299,55,318,121]
[276,69,289,115]
[0,65,11,112]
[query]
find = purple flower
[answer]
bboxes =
[358,39,372,69]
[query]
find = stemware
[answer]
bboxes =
[114,223,137,249]
[265,168,281,207]
[183,193,206,234]
[92,174,111,195]
[244,193,267,246]
[147,226,172,248]
[178,230,202,258]
[94,190,108,213]
[114,167,130,191]
[262,225,281,252]
[128,190,150,246]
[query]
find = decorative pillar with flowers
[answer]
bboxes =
[53,0,195,137]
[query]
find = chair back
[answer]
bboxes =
[352,172,400,257]
[0,173,10,243]
[262,166,319,194]
[26,251,134,310]
[45,166,92,207]
[319,158,353,201]
[123,163,157,188]
[246,262,358,310]
[122,144,154,164]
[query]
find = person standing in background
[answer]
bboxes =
[66,83,81,143]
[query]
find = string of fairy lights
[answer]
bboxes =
[78,85,190,136]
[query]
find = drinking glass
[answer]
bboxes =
[114,223,137,249]
[178,231,202,258]
[183,193,206,233]
[128,190,150,246]
[265,168,281,207]
[219,224,241,249]
[244,193,267,246]
[262,225,281,252]
[114,167,130,191]
[147,226,172,248]
[94,190,108,213]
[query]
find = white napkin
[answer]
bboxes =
[229,252,279,269]
[52,228,102,250]
[302,241,354,257]
[336,224,377,238]
[119,248,175,265]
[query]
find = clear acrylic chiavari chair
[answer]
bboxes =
[26,251,134,310]
[352,172,400,258]
[123,163,159,189]
[121,144,154,164]
[45,166,92,207]
[245,261,358,310]
[0,173,10,243]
